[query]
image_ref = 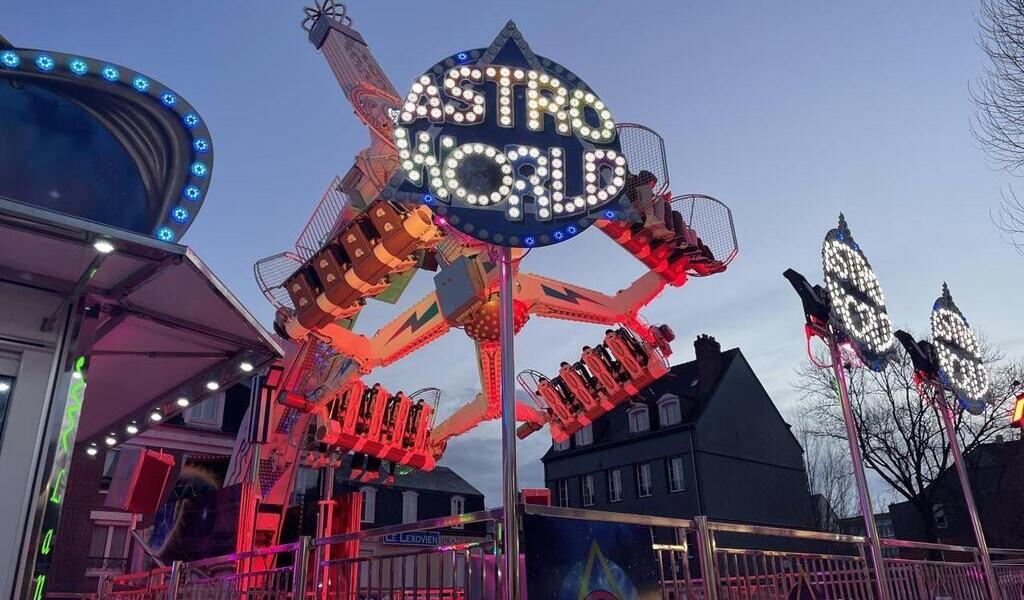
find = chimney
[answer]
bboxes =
[694,334,722,396]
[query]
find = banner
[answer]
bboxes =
[523,514,660,600]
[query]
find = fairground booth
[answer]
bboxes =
[0,35,282,598]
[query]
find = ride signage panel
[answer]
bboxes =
[931,284,990,414]
[382,530,441,547]
[382,21,636,248]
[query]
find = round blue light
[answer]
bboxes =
[183,112,200,128]
[456,52,469,61]
[100,65,119,82]
[156,227,176,242]
[421,193,434,204]
[603,210,616,220]
[524,236,536,247]
[171,206,190,223]
[132,76,150,92]
[192,138,210,153]
[68,58,88,76]
[183,185,202,201]
[34,54,55,72]
[0,51,19,69]
[160,92,177,107]
[553,231,565,241]
[190,162,208,178]
[567,225,578,235]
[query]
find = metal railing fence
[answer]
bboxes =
[99,507,1024,600]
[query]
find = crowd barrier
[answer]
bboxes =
[97,505,1024,600]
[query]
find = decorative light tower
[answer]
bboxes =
[784,214,895,600]
[894,284,999,599]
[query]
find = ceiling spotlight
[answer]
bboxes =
[150,411,163,422]
[93,239,115,254]
[0,382,9,392]
[86,446,98,456]
[206,381,219,391]
[176,397,190,408]
[126,423,139,435]
[104,436,117,446]
[239,361,254,373]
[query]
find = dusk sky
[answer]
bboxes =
[8,1,1024,505]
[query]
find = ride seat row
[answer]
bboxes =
[280,201,442,338]
[533,327,669,441]
[316,379,435,470]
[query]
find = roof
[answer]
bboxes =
[0,196,283,448]
[335,454,483,497]
[639,348,741,422]
[539,347,741,462]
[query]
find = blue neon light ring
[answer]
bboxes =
[0,47,215,244]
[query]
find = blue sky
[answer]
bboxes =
[8,1,1023,505]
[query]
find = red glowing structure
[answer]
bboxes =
[225,3,738,554]
[1012,392,1024,428]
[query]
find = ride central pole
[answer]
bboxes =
[498,246,520,600]
[828,337,891,600]
[934,387,999,599]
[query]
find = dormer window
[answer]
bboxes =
[658,394,682,427]
[627,404,650,434]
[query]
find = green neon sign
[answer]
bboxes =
[30,356,87,600]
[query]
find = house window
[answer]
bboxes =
[668,457,685,492]
[933,504,948,529]
[87,524,130,573]
[100,449,121,491]
[184,392,224,429]
[360,486,376,524]
[291,468,320,505]
[582,474,595,507]
[607,469,622,503]
[658,395,682,427]
[553,438,570,451]
[636,463,653,498]
[627,405,650,434]
[574,424,593,446]
[402,491,419,523]
[556,479,570,507]
[451,495,465,529]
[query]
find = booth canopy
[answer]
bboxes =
[0,197,283,447]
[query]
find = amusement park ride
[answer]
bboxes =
[227,0,738,551]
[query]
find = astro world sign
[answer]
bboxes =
[931,284,990,414]
[821,214,896,371]
[381,21,636,248]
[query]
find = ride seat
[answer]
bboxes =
[285,265,332,330]
[312,243,363,316]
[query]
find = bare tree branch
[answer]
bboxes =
[973,0,1024,253]
[793,331,1020,541]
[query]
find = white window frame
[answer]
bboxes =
[556,479,570,507]
[627,405,650,434]
[668,457,685,492]
[933,503,948,529]
[86,512,135,576]
[451,495,465,529]
[636,463,653,498]
[360,486,376,524]
[184,392,225,429]
[658,394,682,427]
[607,469,622,503]
[402,490,419,524]
[581,474,595,506]
[553,438,570,451]
[574,424,593,446]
